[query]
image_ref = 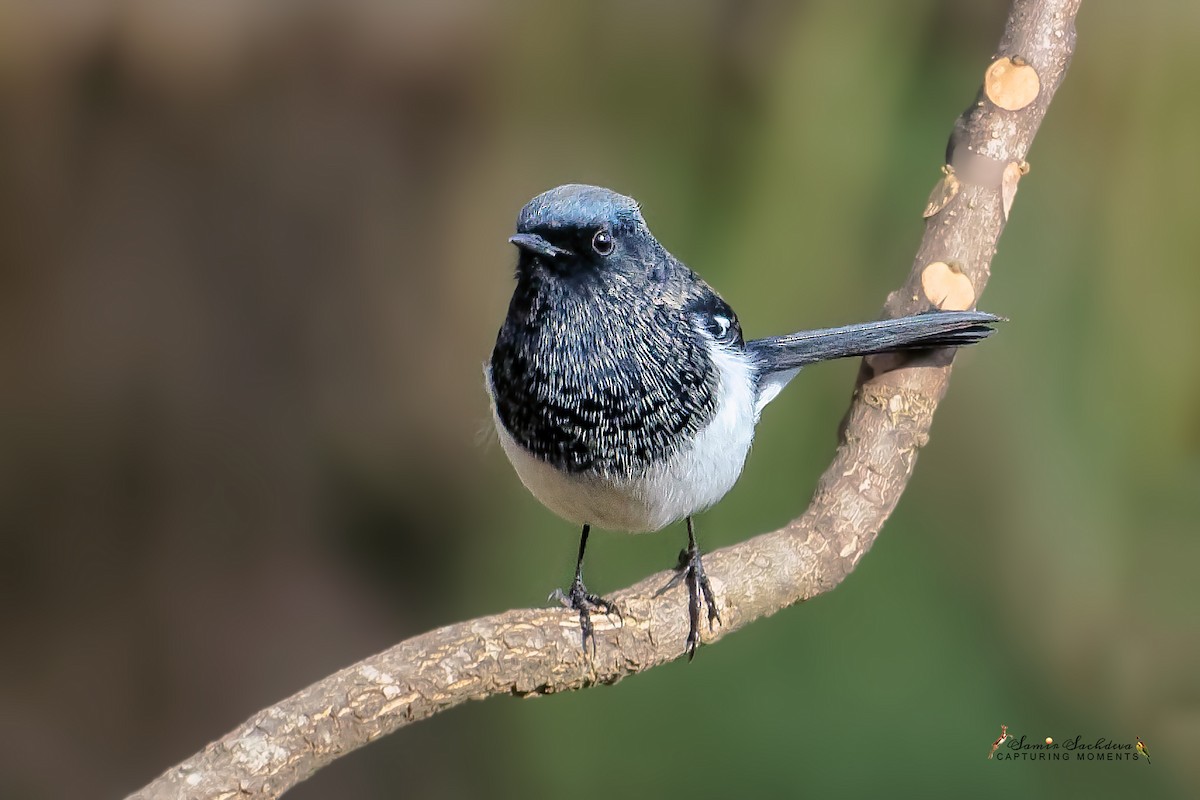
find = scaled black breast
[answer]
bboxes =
[490,279,719,478]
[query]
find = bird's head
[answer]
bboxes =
[509,184,660,283]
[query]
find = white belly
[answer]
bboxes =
[486,344,759,532]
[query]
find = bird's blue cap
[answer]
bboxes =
[516,184,644,234]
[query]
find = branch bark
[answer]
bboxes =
[129,2,1081,797]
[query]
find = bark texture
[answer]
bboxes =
[129,1,1081,797]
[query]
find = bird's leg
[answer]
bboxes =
[550,524,619,655]
[656,516,721,659]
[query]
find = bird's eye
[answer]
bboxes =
[591,229,614,256]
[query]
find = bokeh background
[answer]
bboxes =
[2,1,1197,798]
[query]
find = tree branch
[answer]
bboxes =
[129,1,1081,797]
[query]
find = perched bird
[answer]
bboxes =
[1136,736,1150,764]
[486,184,999,658]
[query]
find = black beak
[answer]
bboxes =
[509,233,572,259]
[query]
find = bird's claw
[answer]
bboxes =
[551,579,620,656]
[657,542,721,659]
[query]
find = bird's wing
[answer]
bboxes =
[683,285,744,349]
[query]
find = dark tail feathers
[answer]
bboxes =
[745,310,1002,374]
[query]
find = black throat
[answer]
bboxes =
[490,262,719,478]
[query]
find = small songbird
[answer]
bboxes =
[1136,736,1150,764]
[486,184,999,657]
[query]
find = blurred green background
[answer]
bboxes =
[2,1,1196,798]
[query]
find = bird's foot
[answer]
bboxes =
[550,578,620,656]
[657,542,721,659]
